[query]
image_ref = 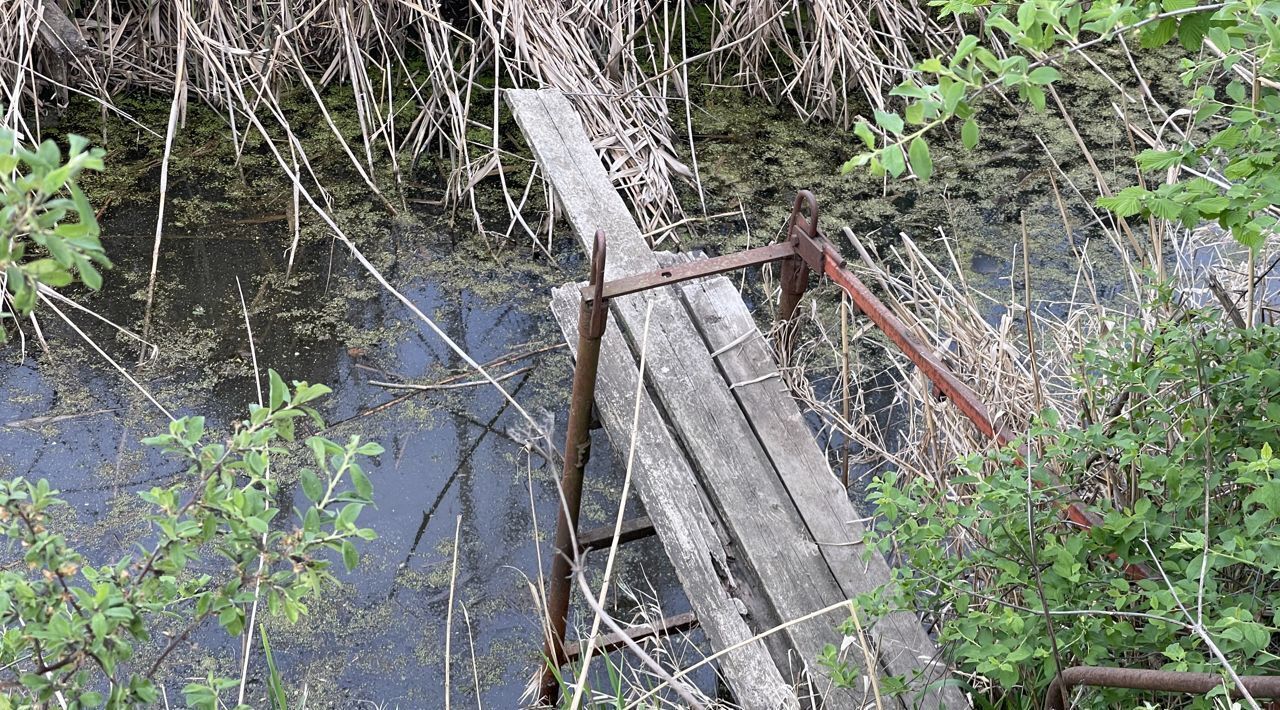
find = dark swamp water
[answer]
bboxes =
[1,196,708,705]
[0,52,1177,706]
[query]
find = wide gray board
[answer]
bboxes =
[550,286,796,710]
[662,252,969,708]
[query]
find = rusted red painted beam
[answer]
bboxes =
[814,220,1149,580]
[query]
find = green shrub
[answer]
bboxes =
[859,308,1280,707]
[0,373,380,708]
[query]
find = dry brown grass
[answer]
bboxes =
[5,0,952,247]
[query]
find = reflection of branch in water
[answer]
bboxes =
[388,370,533,600]
[5,408,118,430]
[324,341,564,431]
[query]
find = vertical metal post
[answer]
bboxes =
[540,230,609,704]
[777,191,818,356]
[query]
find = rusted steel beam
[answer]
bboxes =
[562,611,700,664]
[583,241,795,302]
[778,191,818,325]
[798,197,1150,580]
[1043,666,1280,710]
[577,516,657,552]
[542,230,610,703]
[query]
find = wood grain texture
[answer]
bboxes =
[550,286,796,710]
[516,87,964,708]
[664,252,968,709]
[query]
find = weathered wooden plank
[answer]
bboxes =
[512,89,873,707]
[506,90,652,276]
[550,286,797,710]
[664,253,968,708]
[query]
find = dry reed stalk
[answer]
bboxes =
[138,18,186,361]
[709,0,955,125]
[445,514,462,710]
[779,227,1104,565]
[231,275,270,707]
[475,0,693,239]
[6,0,967,259]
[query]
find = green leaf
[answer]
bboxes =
[1195,195,1230,215]
[1225,81,1246,103]
[1135,149,1184,171]
[882,144,906,177]
[25,258,72,287]
[67,184,99,236]
[917,57,944,73]
[1140,18,1179,48]
[1148,197,1181,220]
[1027,67,1060,85]
[873,110,904,135]
[1025,85,1046,112]
[908,137,933,182]
[299,469,324,503]
[961,118,980,150]
[1097,186,1147,218]
[905,101,925,125]
[79,260,102,290]
[246,516,269,534]
[889,83,929,99]
[90,613,107,639]
[336,503,363,530]
[1016,1,1035,30]
[268,370,288,410]
[341,540,359,572]
[1207,26,1231,51]
[853,121,876,150]
[43,233,72,266]
[351,466,373,500]
[942,82,966,114]
[951,35,979,66]
[1178,11,1212,50]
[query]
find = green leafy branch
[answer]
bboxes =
[842,0,1277,254]
[837,307,1280,706]
[1,372,380,709]
[0,128,111,342]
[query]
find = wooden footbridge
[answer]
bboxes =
[508,89,969,709]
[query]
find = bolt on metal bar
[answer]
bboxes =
[1044,666,1280,710]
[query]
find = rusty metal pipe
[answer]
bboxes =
[540,230,610,704]
[1044,666,1280,710]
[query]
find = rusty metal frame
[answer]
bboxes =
[541,230,611,701]
[541,190,1155,704]
[1044,666,1280,709]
